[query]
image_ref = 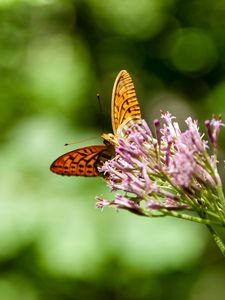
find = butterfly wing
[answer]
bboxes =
[111,70,142,134]
[50,145,108,176]
[50,70,141,177]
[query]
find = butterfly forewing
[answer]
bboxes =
[50,145,107,176]
[111,70,142,134]
[50,69,142,177]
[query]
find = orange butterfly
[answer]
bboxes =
[50,70,142,176]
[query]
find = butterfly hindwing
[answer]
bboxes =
[111,70,142,134]
[50,145,107,176]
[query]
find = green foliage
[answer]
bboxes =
[0,0,225,299]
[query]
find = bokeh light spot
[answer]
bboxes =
[168,28,218,75]
[25,35,92,110]
[88,0,172,39]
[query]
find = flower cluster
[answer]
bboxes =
[96,112,225,227]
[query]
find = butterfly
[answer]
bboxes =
[50,70,142,176]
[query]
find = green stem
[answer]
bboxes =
[159,209,224,227]
[206,225,225,256]
[205,209,223,220]
[217,186,225,211]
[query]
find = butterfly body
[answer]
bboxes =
[50,70,141,177]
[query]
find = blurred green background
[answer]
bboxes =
[1,0,225,299]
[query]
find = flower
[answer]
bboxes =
[205,116,224,149]
[97,112,225,224]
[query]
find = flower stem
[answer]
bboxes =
[206,225,225,256]
[159,209,225,227]
[217,186,225,211]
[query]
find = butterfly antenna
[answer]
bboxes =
[97,93,104,132]
[64,136,98,146]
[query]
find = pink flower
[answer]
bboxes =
[205,117,224,148]
[97,113,225,222]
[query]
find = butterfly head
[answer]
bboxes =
[101,132,118,146]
